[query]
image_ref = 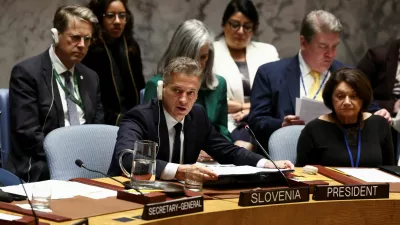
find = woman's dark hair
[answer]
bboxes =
[88,0,138,53]
[322,68,372,113]
[221,0,259,32]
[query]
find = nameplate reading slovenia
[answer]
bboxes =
[313,184,389,201]
[238,187,309,207]
[141,196,203,220]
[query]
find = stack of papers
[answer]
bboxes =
[0,213,22,221]
[196,163,291,176]
[335,168,400,183]
[295,97,331,124]
[0,180,116,200]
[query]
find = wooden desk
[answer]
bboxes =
[3,168,400,225]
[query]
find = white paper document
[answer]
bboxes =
[335,168,400,183]
[0,180,117,200]
[295,97,331,124]
[16,204,53,213]
[197,164,291,176]
[0,213,22,221]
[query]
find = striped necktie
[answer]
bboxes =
[64,71,80,126]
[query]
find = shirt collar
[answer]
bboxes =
[163,108,185,132]
[298,50,311,78]
[49,44,75,75]
[298,50,329,77]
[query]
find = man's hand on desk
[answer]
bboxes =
[264,160,294,170]
[175,164,218,181]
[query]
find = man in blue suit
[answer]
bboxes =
[249,10,390,153]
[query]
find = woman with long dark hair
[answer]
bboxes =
[83,0,145,125]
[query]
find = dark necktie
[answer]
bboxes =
[64,71,80,126]
[172,123,182,163]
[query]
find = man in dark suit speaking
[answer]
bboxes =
[108,57,293,180]
[7,5,104,182]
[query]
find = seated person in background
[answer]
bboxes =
[108,57,293,180]
[357,39,400,157]
[83,0,145,125]
[296,68,395,167]
[7,5,104,182]
[248,10,390,154]
[213,0,279,150]
[143,19,232,144]
[357,38,400,114]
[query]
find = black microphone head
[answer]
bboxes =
[75,159,84,168]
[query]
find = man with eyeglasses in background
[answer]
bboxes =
[7,5,104,182]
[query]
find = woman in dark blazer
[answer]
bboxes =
[83,0,145,125]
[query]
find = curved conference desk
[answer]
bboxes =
[2,169,400,225]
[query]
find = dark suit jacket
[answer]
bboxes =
[108,99,264,178]
[6,50,104,182]
[143,74,232,142]
[248,55,347,152]
[357,39,400,113]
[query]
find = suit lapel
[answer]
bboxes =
[285,56,301,110]
[183,112,196,163]
[75,64,92,122]
[42,51,64,126]
[155,106,170,161]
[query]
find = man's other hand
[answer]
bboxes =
[282,115,305,127]
[175,164,218,181]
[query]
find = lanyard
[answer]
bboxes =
[300,70,329,99]
[343,124,361,168]
[53,69,84,110]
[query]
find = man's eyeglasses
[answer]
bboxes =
[68,34,92,46]
[103,12,127,23]
[227,20,254,33]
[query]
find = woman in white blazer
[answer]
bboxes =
[213,0,279,150]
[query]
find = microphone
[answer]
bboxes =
[245,125,291,187]
[74,159,143,195]
[8,160,38,225]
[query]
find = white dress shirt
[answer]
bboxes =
[160,108,269,180]
[298,51,330,99]
[160,109,185,180]
[49,45,85,126]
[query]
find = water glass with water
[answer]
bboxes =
[31,185,51,210]
[184,167,204,192]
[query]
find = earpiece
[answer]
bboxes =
[157,80,163,100]
[51,28,59,46]
[156,80,162,154]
